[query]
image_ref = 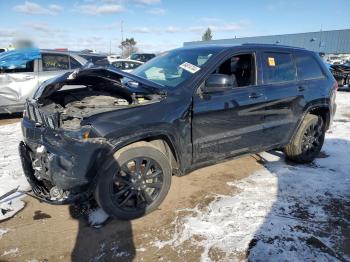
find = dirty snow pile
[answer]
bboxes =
[154,92,350,261]
[0,122,30,221]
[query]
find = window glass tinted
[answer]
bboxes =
[295,54,324,80]
[263,52,296,83]
[213,54,255,87]
[42,54,69,71]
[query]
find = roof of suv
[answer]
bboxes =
[179,43,307,52]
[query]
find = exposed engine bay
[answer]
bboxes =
[24,67,164,130]
[39,86,154,129]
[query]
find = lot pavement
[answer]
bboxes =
[0,91,349,262]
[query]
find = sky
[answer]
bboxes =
[0,0,350,54]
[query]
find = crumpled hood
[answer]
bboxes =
[33,65,166,99]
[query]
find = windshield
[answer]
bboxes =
[131,48,218,88]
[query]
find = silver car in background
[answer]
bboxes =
[0,50,87,114]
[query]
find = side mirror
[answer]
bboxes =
[202,74,234,93]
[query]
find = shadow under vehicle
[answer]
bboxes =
[19,44,337,220]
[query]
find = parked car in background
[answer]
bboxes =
[327,55,343,65]
[108,54,122,63]
[129,53,156,62]
[19,44,336,220]
[111,59,143,72]
[78,53,109,66]
[330,62,350,88]
[0,49,87,114]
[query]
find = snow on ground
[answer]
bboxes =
[88,208,110,227]
[0,122,30,221]
[153,92,350,261]
[0,228,9,239]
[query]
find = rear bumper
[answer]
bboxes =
[19,117,111,203]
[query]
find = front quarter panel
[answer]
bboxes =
[85,95,193,172]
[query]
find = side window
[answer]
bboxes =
[112,61,123,69]
[0,53,35,73]
[295,54,324,80]
[128,62,140,69]
[263,52,296,84]
[1,60,34,73]
[213,53,255,87]
[42,54,69,71]
[70,57,81,69]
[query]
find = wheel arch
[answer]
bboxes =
[289,103,330,144]
[308,106,331,130]
[110,133,181,175]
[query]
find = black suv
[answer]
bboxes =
[19,44,337,219]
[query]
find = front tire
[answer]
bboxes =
[284,114,325,163]
[94,143,172,220]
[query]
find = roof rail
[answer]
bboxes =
[242,43,306,50]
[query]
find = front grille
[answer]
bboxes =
[25,102,59,129]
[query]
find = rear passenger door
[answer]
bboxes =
[260,51,304,147]
[294,52,328,105]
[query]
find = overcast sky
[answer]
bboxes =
[1,0,350,54]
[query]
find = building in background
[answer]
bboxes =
[184,29,350,63]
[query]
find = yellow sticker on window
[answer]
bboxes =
[268,57,276,67]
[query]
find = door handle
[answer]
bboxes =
[249,92,262,99]
[298,86,305,92]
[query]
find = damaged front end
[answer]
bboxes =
[19,66,166,204]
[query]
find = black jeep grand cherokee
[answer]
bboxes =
[19,44,337,219]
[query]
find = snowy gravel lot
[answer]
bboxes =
[153,92,350,261]
[0,92,349,261]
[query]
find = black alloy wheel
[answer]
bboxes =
[95,143,172,220]
[111,157,164,211]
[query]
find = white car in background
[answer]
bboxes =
[0,49,87,114]
[107,54,122,63]
[111,59,143,73]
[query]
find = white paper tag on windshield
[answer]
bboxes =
[179,62,200,74]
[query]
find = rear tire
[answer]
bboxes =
[283,114,325,163]
[94,143,172,220]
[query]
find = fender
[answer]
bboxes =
[106,129,185,172]
[289,102,331,143]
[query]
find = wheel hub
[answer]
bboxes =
[131,173,147,190]
[305,135,316,147]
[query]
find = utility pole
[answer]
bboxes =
[121,20,124,56]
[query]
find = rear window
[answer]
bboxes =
[295,54,324,80]
[263,52,296,84]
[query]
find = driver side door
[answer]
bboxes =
[192,52,267,163]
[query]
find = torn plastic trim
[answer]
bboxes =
[33,65,167,100]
